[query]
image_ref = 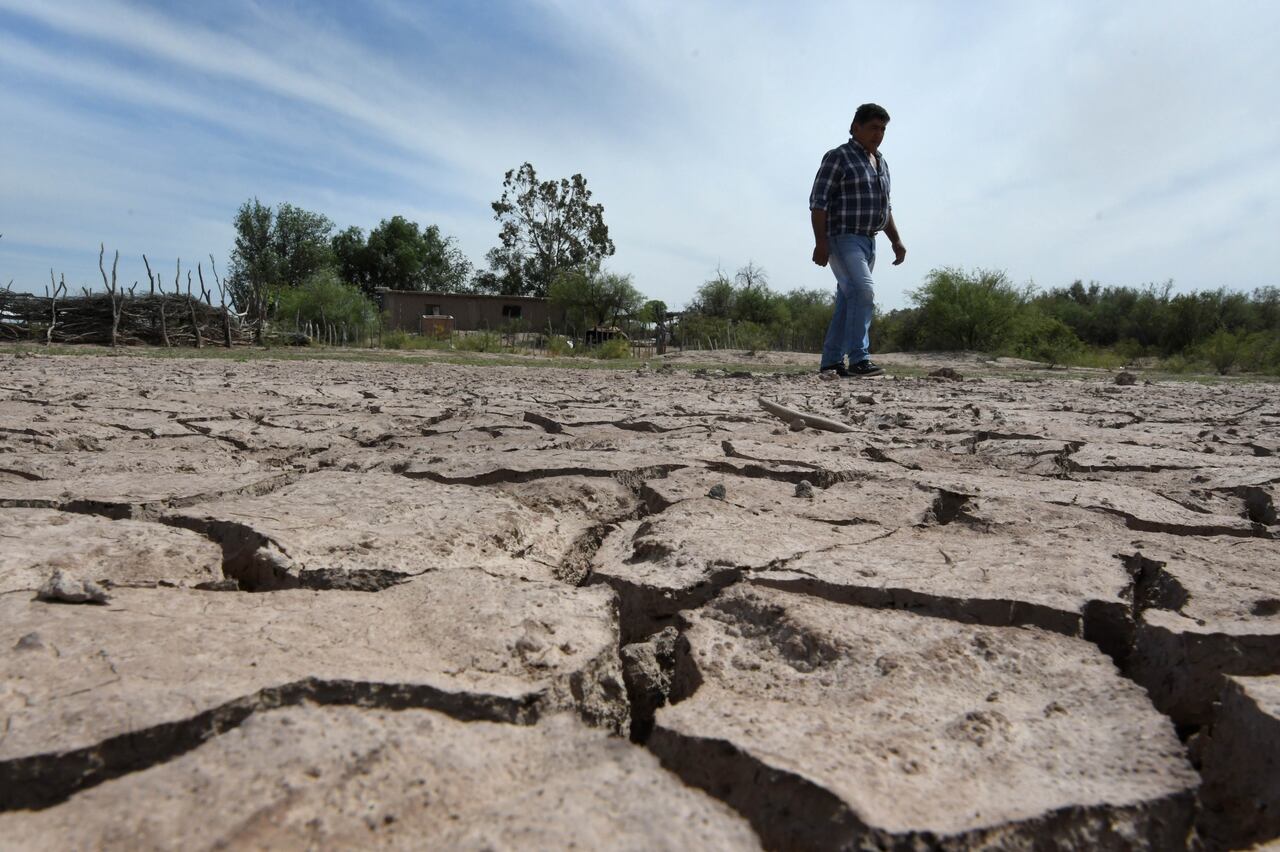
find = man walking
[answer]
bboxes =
[810,103,906,377]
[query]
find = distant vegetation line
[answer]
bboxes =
[5,183,1276,374]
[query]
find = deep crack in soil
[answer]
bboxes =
[2,350,1278,850]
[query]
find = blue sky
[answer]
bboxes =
[2,0,1278,310]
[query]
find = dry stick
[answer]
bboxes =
[45,270,57,345]
[757,396,855,433]
[99,244,122,347]
[208,255,233,348]
[143,255,169,347]
[186,268,202,349]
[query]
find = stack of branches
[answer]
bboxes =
[0,247,250,347]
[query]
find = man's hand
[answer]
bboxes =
[812,240,829,267]
[891,240,907,266]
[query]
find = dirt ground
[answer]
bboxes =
[1,347,1277,849]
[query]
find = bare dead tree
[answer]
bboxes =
[45,270,66,345]
[143,255,169,347]
[197,263,226,347]
[208,255,234,348]
[99,244,123,347]
[185,267,202,348]
[195,266,212,306]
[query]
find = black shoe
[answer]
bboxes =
[819,362,850,377]
[849,359,885,377]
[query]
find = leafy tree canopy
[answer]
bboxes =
[910,267,1031,351]
[479,163,614,297]
[548,264,643,331]
[332,216,473,295]
[275,268,379,334]
[226,198,335,325]
[639,299,669,325]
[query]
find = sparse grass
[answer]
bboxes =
[453,331,503,353]
[1057,348,1129,370]
[3,341,1276,382]
[381,330,451,351]
[592,338,631,360]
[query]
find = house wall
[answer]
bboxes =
[377,290,566,332]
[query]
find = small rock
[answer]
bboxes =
[1114,371,1138,386]
[795,480,815,499]
[727,370,753,379]
[789,418,807,432]
[818,370,839,382]
[707,483,727,501]
[928,367,964,381]
[856,394,875,405]
[15,631,45,651]
[36,570,110,605]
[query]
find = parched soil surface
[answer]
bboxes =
[1,349,1277,850]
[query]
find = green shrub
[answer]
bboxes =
[874,307,922,353]
[455,331,502,352]
[1237,331,1280,375]
[382,329,408,350]
[1113,338,1145,365]
[547,334,572,357]
[593,337,631,359]
[675,314,733,349]
[731,322,772,353]
[1201,328,1242,375]
[910,267,1030,352]
[1159,353,1196,374]
[275,269,378,341]
[1011,310,1083,367]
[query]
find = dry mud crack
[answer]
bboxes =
[1,350,1278,850]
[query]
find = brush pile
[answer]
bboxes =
[0,289,248,347]
[0,246,250,347]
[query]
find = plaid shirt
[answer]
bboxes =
[809,138,891,236]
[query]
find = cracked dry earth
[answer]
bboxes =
[1,351,1278,851]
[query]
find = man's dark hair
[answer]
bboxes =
[850,103,890,132]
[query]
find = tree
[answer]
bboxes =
[690,270,735,318]
[330,226,368,293]
[273,203,336,287]
[479,163,614,297]
[638,299,669,325]
[275,268,379,339]
[910,267,1030,352]
[549,264,643,331]
[332,216,473,295]
[731,262,786,326]
[226,199,335,333]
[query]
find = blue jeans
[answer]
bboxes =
[820,233,876,367]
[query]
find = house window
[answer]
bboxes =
[501,304,523,319]
[426,305,442,316]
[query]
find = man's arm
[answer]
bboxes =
[884,212,906,265]
[811,209,829,267]
[809,151,838,267]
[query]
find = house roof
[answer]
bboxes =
[375,289,550,304]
